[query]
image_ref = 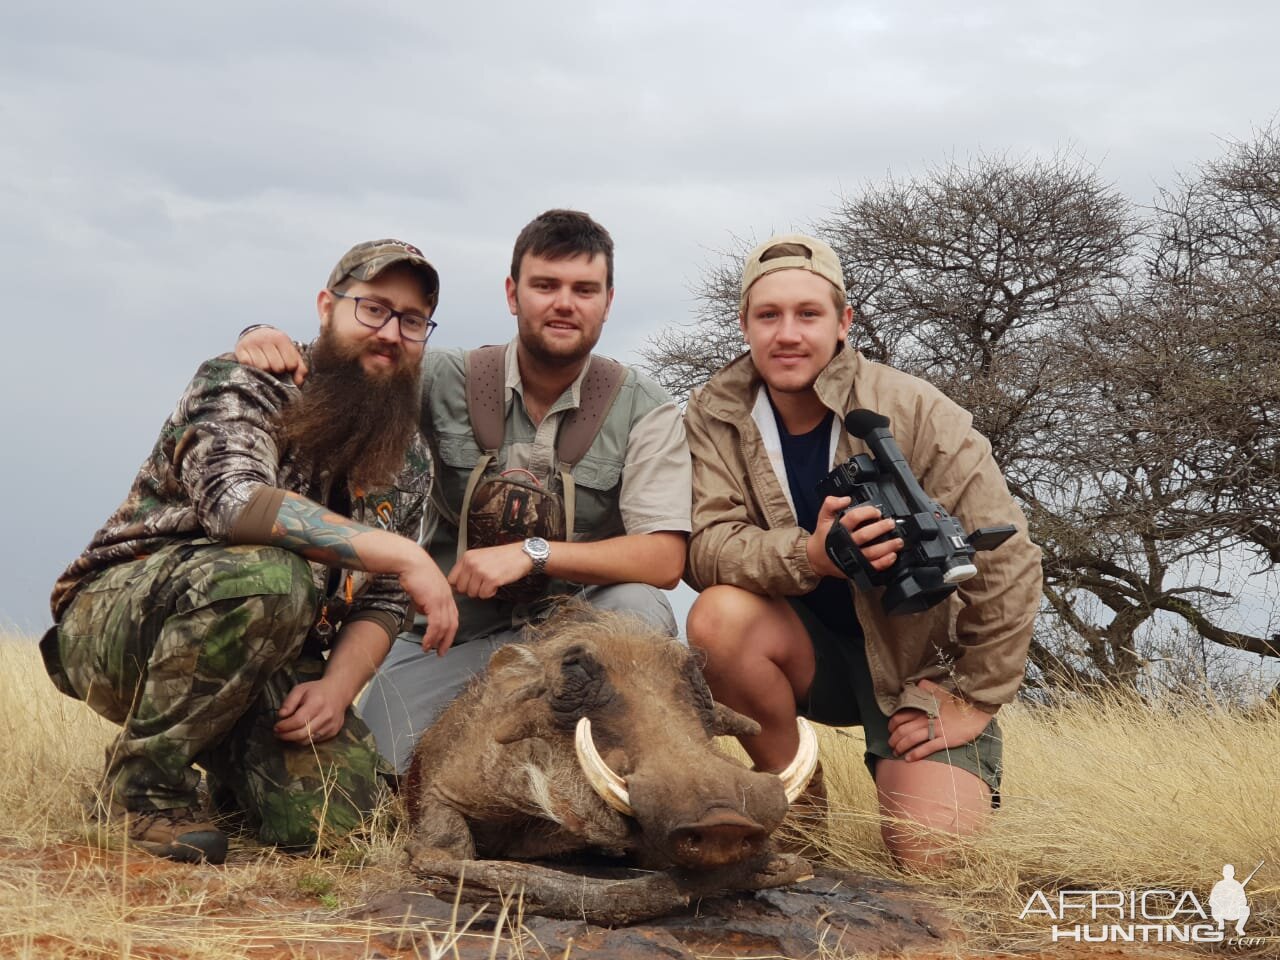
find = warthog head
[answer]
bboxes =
[405,603,817,872]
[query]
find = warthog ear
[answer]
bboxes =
[682,655,720,733]
[492,681,553,743]
[711,701,761,737]
[487,643,540,675]
[487,643,551,744]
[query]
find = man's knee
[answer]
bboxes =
[874,757,992,868]
[164,546,318,685]
[202,546,315,614]
[688,590,817,696]
[257,785,379,849]
[687,585,780,653]
[255,731,384,849]
[580,582,677,636]
[688,585,738,644]
[195,546,317,641]
[360,632,510,773]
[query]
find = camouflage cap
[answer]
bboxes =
[739,233,845,311]
[328,239,440,308]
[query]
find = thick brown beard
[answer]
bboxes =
[277,327,422,490]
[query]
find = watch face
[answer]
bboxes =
[525,537,550,559]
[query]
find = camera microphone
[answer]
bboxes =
[843,410,890,438]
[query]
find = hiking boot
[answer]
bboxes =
[775,760,829,859]
[113,807,229,864]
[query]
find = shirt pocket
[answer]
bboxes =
[435,434,484,515]
[570,455,624,540]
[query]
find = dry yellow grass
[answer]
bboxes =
[0,634,524,959]
[3,630,1278,958]
[813,697,1280,952]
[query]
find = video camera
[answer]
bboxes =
[818,409,1017,615]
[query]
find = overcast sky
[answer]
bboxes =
[2,1,1278,639]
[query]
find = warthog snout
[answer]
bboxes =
[669,809,768,869]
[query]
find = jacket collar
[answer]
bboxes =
[697,342,863,424]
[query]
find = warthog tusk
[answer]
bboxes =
[574,717,635,817]
[778,717,819,803]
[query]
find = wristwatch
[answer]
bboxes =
[522,536,551,574]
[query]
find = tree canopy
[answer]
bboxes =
[643,131,1280,697]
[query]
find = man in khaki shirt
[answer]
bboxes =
[684,233,1041,869]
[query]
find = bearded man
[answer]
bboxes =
[42,240,458,863]
[236,210,692,774]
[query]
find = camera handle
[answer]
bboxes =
[824,517,882,592]
[844,410,939,517]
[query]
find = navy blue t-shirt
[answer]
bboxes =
[770,400,862,637]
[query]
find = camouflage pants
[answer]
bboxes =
[53,540,386,848]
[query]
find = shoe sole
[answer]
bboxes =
[130,831,228,865]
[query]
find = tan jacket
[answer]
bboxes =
[685,346,1041,713]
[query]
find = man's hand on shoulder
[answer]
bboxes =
[805,497,903,579]
[886,678,994,761]
[236,326,308,386]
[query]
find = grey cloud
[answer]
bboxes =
[2,0,1279,630]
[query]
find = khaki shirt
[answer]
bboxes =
[685,345,1042,712]
[420,339,691,639]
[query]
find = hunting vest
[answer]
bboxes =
[418,342,661,636]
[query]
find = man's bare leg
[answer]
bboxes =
[685,585,814,772]
[875,757,991,869]
[689,584,992,868]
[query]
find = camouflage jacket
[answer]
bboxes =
[51,353,432,642]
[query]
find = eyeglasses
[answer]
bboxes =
[331,291,437,342]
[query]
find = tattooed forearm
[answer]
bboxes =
[269,492,376,569]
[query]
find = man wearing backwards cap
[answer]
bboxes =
[41,240,458,864]
[683,233,1041,868]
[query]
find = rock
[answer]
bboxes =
[651,867,953,958]
[526,923,697,959]
[354,862,955,958]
